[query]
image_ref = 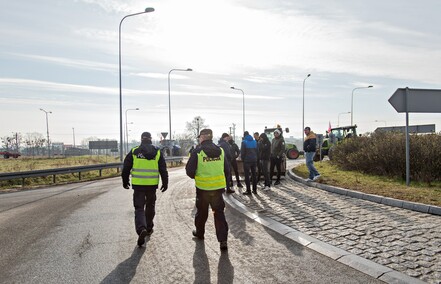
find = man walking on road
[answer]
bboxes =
[270,129,285,185]
[304,127,321,181]
[186,129,230,251]
[122,132,169,247]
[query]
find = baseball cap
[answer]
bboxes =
[141,132,152,139]
[198,129,213,138]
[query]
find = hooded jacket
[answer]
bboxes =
[122,141,168,190]
[304,131,317,153]
[271,135,285,158]
[218,138,232,162]
[186,140,230,180]
[258,133,271,161]
[240,134,258,163]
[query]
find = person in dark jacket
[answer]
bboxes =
[258,133,271,190]
[186,129,230,250]
[240,131,258,195]
[228,139,243,188]
[270,129,285,185]
[304,127,320,181]
[122,132,169,247]
[254,132,262,183]
[218,133,234,193]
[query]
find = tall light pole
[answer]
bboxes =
[125,108,139,153]
[302,74,311,141]
[72,127,75,148]
[338,111,351,127]
[351,85,373,126]
[119,7,155,162]
[168,68,192,141]
[230,87,245,135]
[39,108,52,157]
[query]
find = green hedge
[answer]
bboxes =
[330,132,441,183]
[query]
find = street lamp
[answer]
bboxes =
[351,85,373,126]
[302,74,311,140]
[72,127,75,148]
[119,7,155,162]
[125,108,139,153]
[338,111,351,127]
[230,87,245,135]
[168,68,192,141]
[39,108,52,157]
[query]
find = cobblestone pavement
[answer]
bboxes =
[229,178,441,284]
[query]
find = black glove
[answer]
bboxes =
[123,182,130,189]
[160,184,168,192]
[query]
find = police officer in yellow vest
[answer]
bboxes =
[122,132,169,247]
[186,129,230,251]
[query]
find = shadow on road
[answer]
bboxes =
[217,251,234,284]
[100,245,146,284]
[192,240,210,284]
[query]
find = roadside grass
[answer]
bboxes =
[292,161,441,207]
[0,156,182,192]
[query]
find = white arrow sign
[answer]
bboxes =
[389,88,441,113]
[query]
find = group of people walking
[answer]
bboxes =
[121,127,320,251]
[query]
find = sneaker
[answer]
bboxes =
[137,229,148,247]
[237,183,244,188]
[313,174,321,181]
[274,180,281,186]
[306,178,313,182]
[242,191,252,195]
[146,229,154,236]
[220,241,228,251]
[263,186,270,191]
[252,190,257,194]
[192,230,204,240]
[226,188,235,194]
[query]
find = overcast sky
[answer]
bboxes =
[1,0,440,145]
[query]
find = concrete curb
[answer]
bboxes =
[223,193,426,284]
[287,169,441,216]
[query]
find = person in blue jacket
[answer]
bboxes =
[240,131,258,195]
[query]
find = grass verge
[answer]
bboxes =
[292,161,441,207]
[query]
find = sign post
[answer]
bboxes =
[388,88,441,185]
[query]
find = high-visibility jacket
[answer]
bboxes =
[131,148,160,186]
[195,149,226,190]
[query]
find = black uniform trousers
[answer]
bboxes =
[270,156,282,182]
[133,189,157,235]
[195,188,228,242]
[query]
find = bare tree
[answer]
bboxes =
[24,132,45,156]
[185,116,208,141]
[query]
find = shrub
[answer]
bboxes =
[330,132,441,183]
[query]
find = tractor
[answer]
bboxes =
[313,125,358,161]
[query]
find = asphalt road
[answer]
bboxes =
[0,167,382,284]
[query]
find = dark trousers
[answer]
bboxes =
[195,188,228,242]
[243,161,257,192]
[230,158,241,184]
[256,159,262,182]
[270,157,282,181]
[133,189,157,235]
[260,159,271,186]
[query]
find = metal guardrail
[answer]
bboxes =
[0,157,183,186]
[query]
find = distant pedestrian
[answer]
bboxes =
[270,129,285,185]
[259,133,271,190]
[122,132,169,247]
[228,139,243,188]
[218,133,235,193]
[240,131,258,194]
[186,129,229,251]
[304,127,320,181]
[254,132,262,184]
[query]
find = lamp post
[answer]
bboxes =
[119,7,155,162]
[168,68,192,141]
[351,85,373,126]
[338,111,351,127]
[302,74,311,141]
[125,108,139,153]
[39,108,52,157]
[230,87,245,134]
[72,127,75,148]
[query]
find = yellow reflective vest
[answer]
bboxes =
[131,147,160,186]
[195,148,226,190]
